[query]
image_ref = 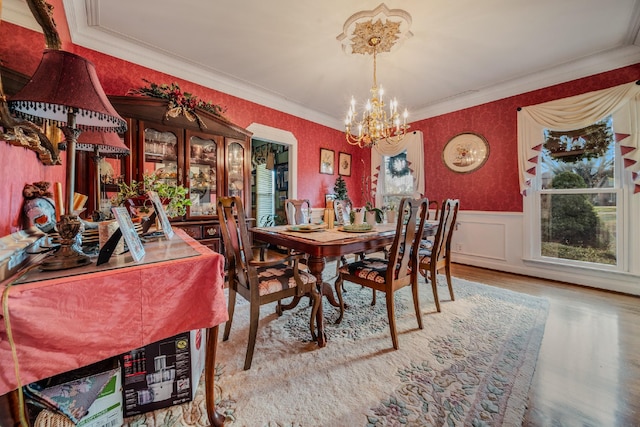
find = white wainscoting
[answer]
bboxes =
[451,211,640,296]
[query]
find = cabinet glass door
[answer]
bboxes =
[227,142,245,200]
[187,134,219,217]
[143,127,179,187]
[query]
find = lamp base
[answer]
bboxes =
[40,214,92,271]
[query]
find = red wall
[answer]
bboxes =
[0,21,366,236]
[1,8,639,236]
[411,65,640,212]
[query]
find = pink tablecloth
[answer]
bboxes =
[0,229,228,396]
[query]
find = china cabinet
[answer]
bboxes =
[93,95,252,253]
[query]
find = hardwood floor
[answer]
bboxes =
[450,263,640,427]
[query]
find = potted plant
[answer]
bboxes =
[112,173,191,218]
[365,201,384,224]
[360,160,383,223]
[383,204,397,223]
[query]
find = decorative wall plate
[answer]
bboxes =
[442,132,490,173]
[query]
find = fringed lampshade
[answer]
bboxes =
[75,130,130,156]
[9,49,127,270]
[9,50,126,132]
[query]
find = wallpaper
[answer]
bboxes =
[1,16,638,236]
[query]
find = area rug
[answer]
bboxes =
[124,275,549,427]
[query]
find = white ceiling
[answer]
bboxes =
[4,0,640,130]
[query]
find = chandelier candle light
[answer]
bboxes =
[345,35,409,148]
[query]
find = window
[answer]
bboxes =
[380,151,415,209]
[371,130,425,209]
[518,81,640,287]
[537,117,619,266]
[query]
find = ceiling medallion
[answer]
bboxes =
[336,3,413,54]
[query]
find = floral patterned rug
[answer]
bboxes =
[125,275,548,427]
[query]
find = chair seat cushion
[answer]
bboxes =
[420,239,434,250]
[255,265,316,296]
[418,248,432,265]
[338,257,409,283]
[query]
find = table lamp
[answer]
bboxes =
[9,49,127,270]
[73,130,130,214]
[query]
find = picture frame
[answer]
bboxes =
[338,152,352,176]
[442,132,490,174]
[111,206,146,262]
[147,190,174,238]
[320,148,335,175]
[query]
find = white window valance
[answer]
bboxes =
[517,81,640,195]
[371,130,425,207]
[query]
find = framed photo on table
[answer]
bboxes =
[320,148,335,175]
[338,152,352,176]
[442,132,490,173]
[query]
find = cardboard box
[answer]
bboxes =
[25,358,123,427]
[120,329,206,417]
[77,369,123,427]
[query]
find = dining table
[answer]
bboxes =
[251,220,438,347]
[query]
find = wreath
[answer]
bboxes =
[388,152,411,178]
[545,121,613,163]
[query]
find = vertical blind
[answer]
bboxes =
[256,163,275,226]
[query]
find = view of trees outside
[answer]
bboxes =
[539,117,617,265]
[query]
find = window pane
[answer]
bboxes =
[540,192,616,265]
[382,152,414,209]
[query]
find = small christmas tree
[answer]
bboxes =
[333,175,350,203]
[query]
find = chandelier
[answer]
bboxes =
[345,35,409,148]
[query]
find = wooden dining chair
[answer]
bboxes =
[418,199,460,312]
[428,199,440,221]
[217,196,320,370]
[335,197,429,350]
[283,198,312,263]
[284,198,311,225]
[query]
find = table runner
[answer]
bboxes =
[254,221,438,243]
[253,223,397,243]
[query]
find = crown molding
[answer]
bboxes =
[2,0,41,32]
[7,0,640,131]
[60,0,342,130]
[411,44,640,121]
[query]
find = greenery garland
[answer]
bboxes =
[128,79,227,119]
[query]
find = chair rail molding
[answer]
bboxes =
[451,210,640,296]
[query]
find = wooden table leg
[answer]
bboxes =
[7,388,29,427]
[205,325,225,427]
[307,256,327,347]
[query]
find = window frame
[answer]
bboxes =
[523,129,636,274]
